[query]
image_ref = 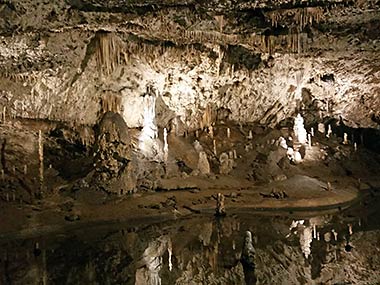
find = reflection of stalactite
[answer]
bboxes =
[300,226,313,258]
[241,231,256,285]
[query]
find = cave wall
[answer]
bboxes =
[0,0,379,129]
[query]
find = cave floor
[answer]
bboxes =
[0,119,380,239]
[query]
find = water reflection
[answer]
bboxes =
[1,197,380,284]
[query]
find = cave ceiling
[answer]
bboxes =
[0,0,379,128]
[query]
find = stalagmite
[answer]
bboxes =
[233,149,237,159]
[227,127,230,138]
[324,232,332,242]
[343,133,348,145]
[139,94,160,159]
[327,182,332,191]
[318,123,325,134]
[215,193,226,217]
[311,127,314,137]
[195,130,199,138]
[327,125,332,138]
[308,133,312,148]
[293,114,307,144]
[354,142,357,152]
[2,106,5,123]
[219,152,234,174]
[279,137,288,149]
[213,139,217,156]
[197,151,210,175]
[248,130,253,140]
[348,224,353,235]
[38,130,44,190]
[163,128,168,163]
[293,151,302,164]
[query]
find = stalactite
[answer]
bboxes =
[214,15,224,33]
[266,7,323,31]
[200,104,215,130]
[76,126,95,147]
[101,92,122,114]
[95,33,126,75]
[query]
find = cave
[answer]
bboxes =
[0,0,380,284]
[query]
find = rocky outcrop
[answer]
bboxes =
[93,111,136,194]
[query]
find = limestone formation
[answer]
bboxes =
[163,128,168,163]
[197,151,210,175]
[343,133,349,145]
[208,125,214,138]
[318,123,325,134]
[278,137,288,149]
[327,125,333,138]
[94,112,136,194]
[219,152,234,175]
[293,114,307,144]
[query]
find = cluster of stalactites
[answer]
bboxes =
[260,33,308,54]
[182,30,239,45]
[199,104,216,130]
[266,7,324,31]
[101,92,122,114]
[95,32,209,73]
[93,29,309,72]
[95,32,126,75]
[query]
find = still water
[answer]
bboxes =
[1,193,380,285]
